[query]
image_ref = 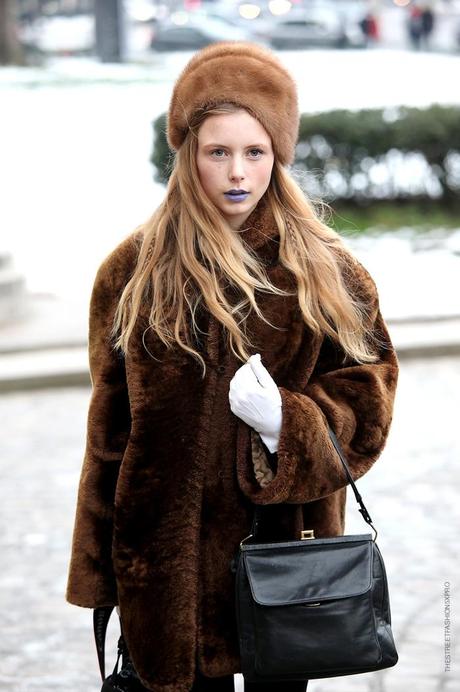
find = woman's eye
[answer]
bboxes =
[210,148,264,158]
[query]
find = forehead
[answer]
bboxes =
[198,110,271,146]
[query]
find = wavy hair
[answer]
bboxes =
[112,102,382,378]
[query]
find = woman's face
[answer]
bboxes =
[196,109,274,231]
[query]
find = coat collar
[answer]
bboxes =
[235,194,280,252]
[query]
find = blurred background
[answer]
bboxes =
[0,1,459,690]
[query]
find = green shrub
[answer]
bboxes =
[151,113,172,185]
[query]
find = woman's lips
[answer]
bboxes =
[224,192,250,203]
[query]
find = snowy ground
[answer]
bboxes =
[1,48,459,320]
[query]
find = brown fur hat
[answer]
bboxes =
[166,41,300,165]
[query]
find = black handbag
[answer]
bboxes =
[235,425,399,682]
[93,606,148,691]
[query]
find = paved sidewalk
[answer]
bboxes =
[0,355,458,691]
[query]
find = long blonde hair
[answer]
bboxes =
[112,103,381,378]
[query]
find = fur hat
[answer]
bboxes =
[166,41,300,166]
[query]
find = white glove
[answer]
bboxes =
[229,353,282,453]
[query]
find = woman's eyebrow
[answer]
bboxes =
[203,143,267,148]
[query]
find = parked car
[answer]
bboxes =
[187,8,272,44]
[268,7,366,49]
[150,15,261,51]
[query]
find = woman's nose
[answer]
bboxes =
[229,156,246,182]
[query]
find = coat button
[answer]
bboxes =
[217,364,226,374]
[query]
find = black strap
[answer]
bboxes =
[93,605,115,681]
[252,424,377,540]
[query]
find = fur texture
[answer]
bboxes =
[66,197,399,691]
[166,41,300,165]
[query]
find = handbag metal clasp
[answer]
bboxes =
[240,533,254,548]
[300,529,315,540]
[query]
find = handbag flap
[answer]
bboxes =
[243,537,373,606]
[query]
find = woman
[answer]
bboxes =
[66,42,399,692]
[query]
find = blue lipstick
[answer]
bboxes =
[224,192,250,203]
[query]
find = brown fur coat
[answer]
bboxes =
[66,197,399,691]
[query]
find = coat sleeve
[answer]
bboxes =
[239,267,399,505]
[66,253,131,608]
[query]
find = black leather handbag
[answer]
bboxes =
[93,606,148,691]
[235,425,399,682]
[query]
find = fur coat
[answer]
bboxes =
[66,197,399,691]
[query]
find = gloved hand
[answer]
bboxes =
[229,353,282,453]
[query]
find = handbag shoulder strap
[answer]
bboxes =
[327,425,375,530]
[93,605,115,681]
[253,425,377,540]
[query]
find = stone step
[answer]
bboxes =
[0,346,90,392]
[0,252,28,324]
[0,252,12,270]
[0,269,26,295]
